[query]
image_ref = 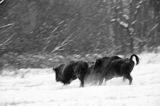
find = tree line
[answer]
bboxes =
[0,0,160,56]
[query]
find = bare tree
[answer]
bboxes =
[50,33,75,53]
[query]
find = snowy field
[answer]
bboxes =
[0,53,160,106]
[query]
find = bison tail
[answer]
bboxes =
[130,54,139,65]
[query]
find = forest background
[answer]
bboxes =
[0,0,160,69]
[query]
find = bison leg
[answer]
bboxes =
[80,79,84,87]
[77,74,85,87]
[128,75,133,85]
[123,77,126,82]
[79,76,85,87]
[124,74,133,85]
[98,77,104,85]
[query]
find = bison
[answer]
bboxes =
[94,54,139,85]
[53,61,89,87]
[90,56,121,84]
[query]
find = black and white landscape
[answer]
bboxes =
[0,53,160,106]
[0,0,160,106]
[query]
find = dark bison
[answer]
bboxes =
[94,56,121,73]
[53,61,89,87]
[90,56,121,84]
[94,54,139,85]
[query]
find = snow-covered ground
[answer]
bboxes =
[0,53,160,106]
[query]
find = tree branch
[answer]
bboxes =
[0,33,15,47]
[0,0,4,4]
[147,23,159,37]
[0,23,15,29]
[51,33,74,53]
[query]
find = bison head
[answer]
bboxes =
[53,64,65,82]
